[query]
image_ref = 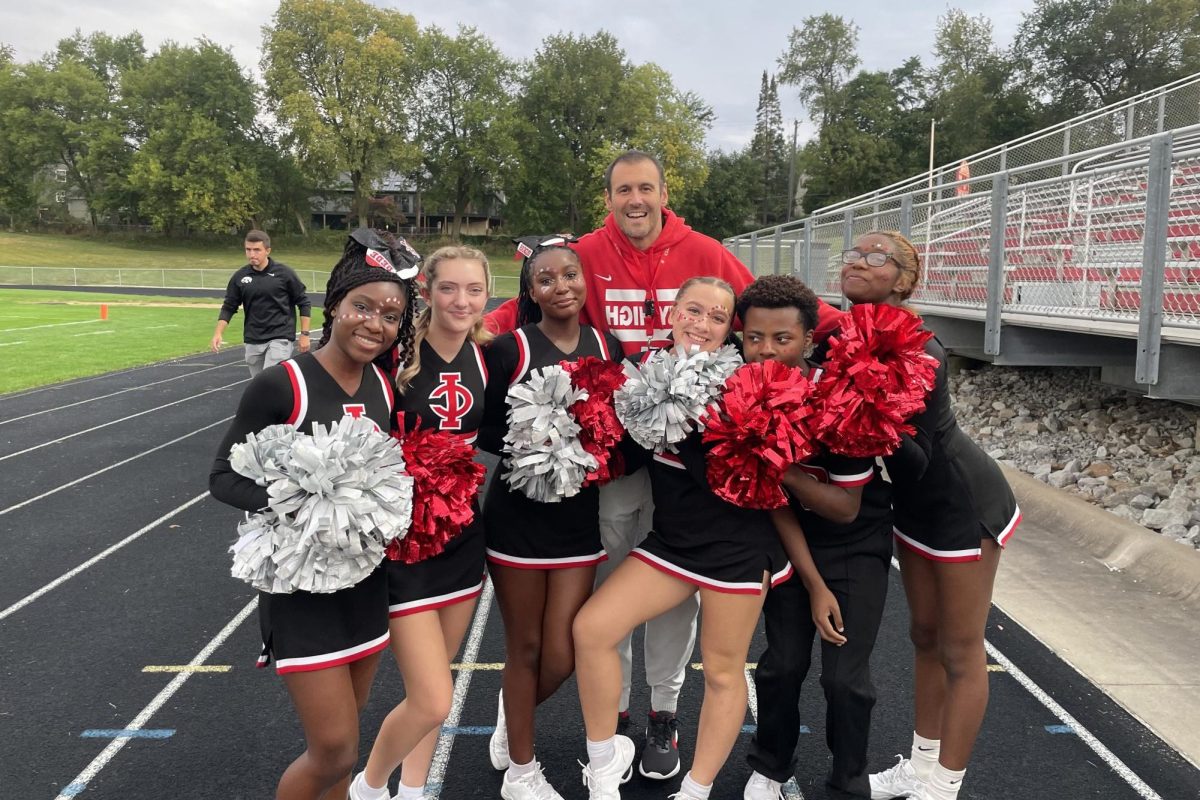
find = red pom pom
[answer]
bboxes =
[387,425,487,564]
[562,356,628,486]
[813,304,938,457]
[702,360,820,509]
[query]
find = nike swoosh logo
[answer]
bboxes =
[949,779,962,785]
[917,746,936,752]
[594,273,614,282]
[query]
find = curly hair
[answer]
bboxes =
[735,274,819,333]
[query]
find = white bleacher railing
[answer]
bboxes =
[724,124,1200,387]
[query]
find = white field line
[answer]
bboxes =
[0,362,234,427]
[0,417,231,517]
[73,330,115,336]
[888,557,1163,800]
[0,341,26,347]
[426,580,495,799]
[53,596,257,800]
[0,379,247,463]
[0,318,100,334]
[0,492,211,623]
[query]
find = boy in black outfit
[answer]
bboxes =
[738,275,894,799]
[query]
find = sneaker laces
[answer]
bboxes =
[874,755,912,784]
[747,772,783,797]
[646,712,677,751]
[510,764,559,800]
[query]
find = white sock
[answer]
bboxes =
[394,782,424,800]
[506,757,538,780]
[586,736,616,768]
[679,772,712,799]
[927,762,966,800]
[911,731,941,781]
[351,772,391,800]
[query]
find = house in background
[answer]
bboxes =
[311,171,504,235]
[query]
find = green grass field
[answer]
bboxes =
[0,232,522,296]
[0,288,242,393]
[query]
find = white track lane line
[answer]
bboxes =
[888,557,1163,800]
[0,379,247,463]
[0,318,100,334]
[744,667,804,799]
[0,363,235,427]
[0,341,26,347]
[0,492,210,622]
[0,417,231,518]
[426,580,495,800]
[53,596,258,799]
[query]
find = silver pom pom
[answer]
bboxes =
[502,364,597,503]
[228,416,414,593]
[614,345,743,453]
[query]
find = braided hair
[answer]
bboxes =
[319,228,420,377]
[513,234,580,327]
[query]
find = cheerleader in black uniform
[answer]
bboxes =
[574,277,793,800]
[479,239,622,800]
[843,232,1021,800]
[210,229,417,800]
[737,276,894,800]
[351,247,493,800]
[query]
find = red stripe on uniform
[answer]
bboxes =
[389,584,484,617]
[592,327,611,360]
[373,364,395,413]
[511,329,530,385]
[282,360,302,425]
[472,342,488,384]
[996,506,1022,547]
[274,636,391,675]
[628,550,763,595]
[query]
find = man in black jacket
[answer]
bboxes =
[210,230,312,375]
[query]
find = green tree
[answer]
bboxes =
[0,59,41,226]
[1017,0,1200,114]
[263,0,421,229]
[507,31,635,232]
[777,14,860,129]
[749,71,788,225]
[673,148,759,240]
[417,25,516,238]
[124,39,262,233]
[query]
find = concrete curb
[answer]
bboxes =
[1001,464,1200,605]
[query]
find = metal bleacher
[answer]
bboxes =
[724,73,1200,402]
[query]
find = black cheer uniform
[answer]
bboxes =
[885,335,1021,561]
[387,339,489,616]
[210,353,395,674]
[632,411,794,594]
[480,324,621,569]
[749,409,894,795]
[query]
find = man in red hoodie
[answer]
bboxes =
[485,151,843,783]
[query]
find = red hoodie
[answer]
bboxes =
[486,209,844,355]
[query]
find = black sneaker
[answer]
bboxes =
[617,709,632,734]
[637,710,681,779]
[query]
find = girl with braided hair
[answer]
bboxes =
[351,246,494,800]
[479,236,622,800]
[209,228,418,800]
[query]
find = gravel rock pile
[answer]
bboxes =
[947,363,1200,549]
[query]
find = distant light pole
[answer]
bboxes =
[786,119,800,222]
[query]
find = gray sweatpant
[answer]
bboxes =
[244,339,295,376]
[596,469,699,714]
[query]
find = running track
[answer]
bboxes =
[1,349,1197,799]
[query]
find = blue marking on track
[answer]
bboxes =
[441,725,495,736]
[80,728,176,739]
[61,784,88,797]
[742,724,810,734]
[1044,724,1075,734]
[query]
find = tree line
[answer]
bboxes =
[2,0,1198,242]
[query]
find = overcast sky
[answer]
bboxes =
[2,0,1037,150]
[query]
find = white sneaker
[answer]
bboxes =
[869,756,926,799]
[348,771,390,800]
[579,734,635,800]
[490,691,510,770]
[743,770,784,800]
[500,763,565,800]
[668,793,704,800]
